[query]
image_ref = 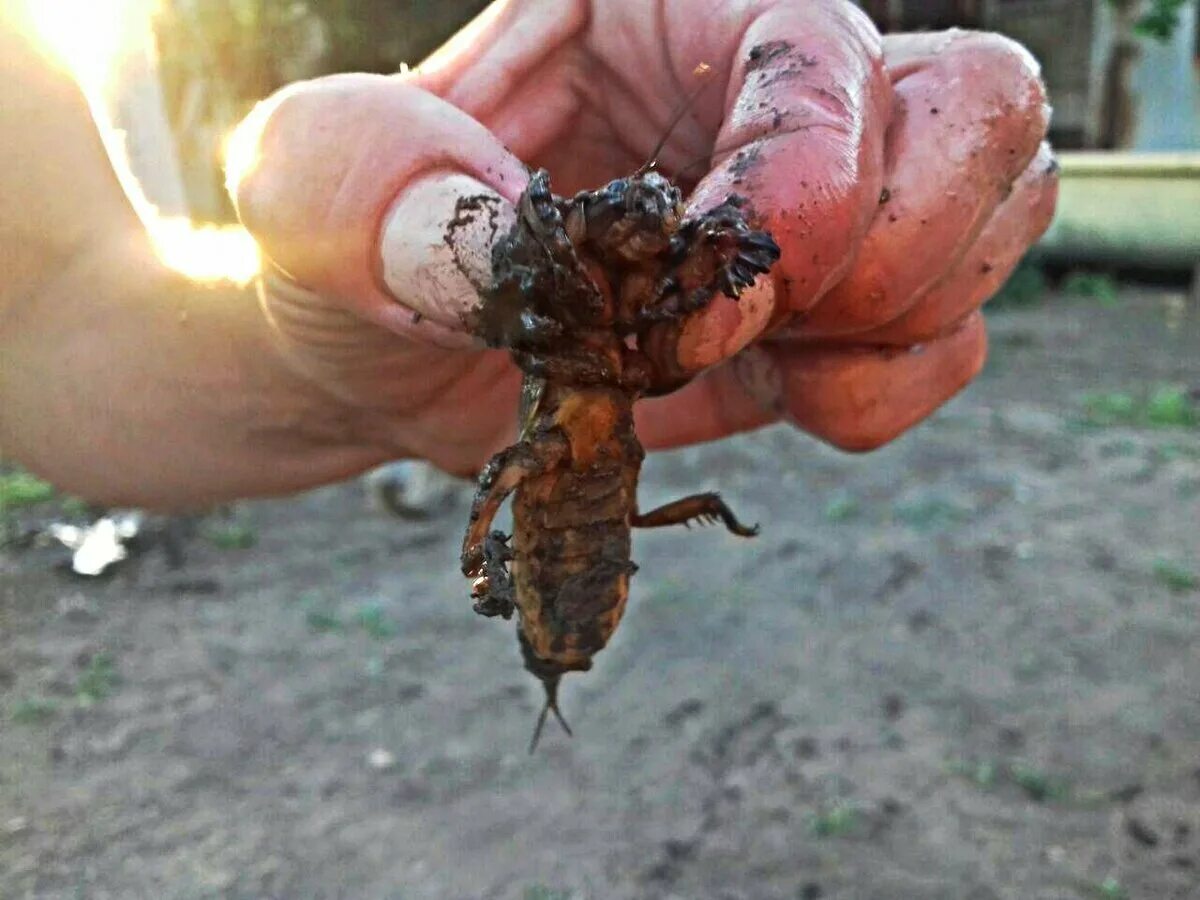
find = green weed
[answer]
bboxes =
[1009,761,1070,802]
[1080,386,1198,429]
[523,888,573,900]
[948,758,1070,802]
[0,472,55,512]
[1153,560,1198,593]
[355,604,397,639]
[894,498,964,531]
[10,697,59,724]
[1081,392,1138,427]
[1062,271,1119,307]
[1093,877,1128,900]
[305,609,342,633]
[1145,386,1198,427]
[823,494,860,523]
[76,652,119,706]
[808,802,858,838]
[204,521,257,550]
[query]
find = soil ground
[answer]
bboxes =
[2,288,1199,900]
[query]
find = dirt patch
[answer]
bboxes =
[747,41,794,72]
[2,288,1199,898]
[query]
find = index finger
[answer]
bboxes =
[670,0,891,372]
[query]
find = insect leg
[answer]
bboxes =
[461,433,568,572]
[461,432,569,615]
[470,530,516,619]
[632,492,759,537]
[636,282,717,325]
[518,170,606,325]
[636,200,781,326]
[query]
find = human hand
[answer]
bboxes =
[229,0,1057,476]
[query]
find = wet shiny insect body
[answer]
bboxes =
[460,165,780,749]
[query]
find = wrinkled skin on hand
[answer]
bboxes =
[231,0,1057,475]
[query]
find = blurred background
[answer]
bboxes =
[2,2,1198,898]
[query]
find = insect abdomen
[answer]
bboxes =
[513,464,639,670]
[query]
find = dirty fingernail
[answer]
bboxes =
[380,173,515,328]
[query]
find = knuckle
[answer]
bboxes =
[953,31,1040,79]
[229,74,387,230]
[227,83,316,237]
[947,31,1049,123]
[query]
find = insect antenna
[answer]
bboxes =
[638,62,715,175]
[528,674,573,754]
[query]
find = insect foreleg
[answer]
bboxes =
[632,492,759,537]
[461,433,568,575]
[636,201,781,326]
[461,432,568,618]
[470,530,516,619]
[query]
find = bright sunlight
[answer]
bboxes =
[25,0,261,285]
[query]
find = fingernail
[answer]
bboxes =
[380,173,515,328]
[675,278,777,371]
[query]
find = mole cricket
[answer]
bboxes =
[456,89,781,751]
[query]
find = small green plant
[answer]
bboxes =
[0,471,55,512]
[76,652,119,706]
[523,888,573,900]
[204,521,257,550]
[894,498,963,531]
[1131,0,1189,40]
[948,758,998,789]
[11,697,59,724]
[1080,386,1198,429]
[1153,560,1198,593]
[1145,386,1198,428]
[1009,762,1070,802]
[1062,271,1119,307]
[355,604,397,639]
[305,609,342,633]
[808,802,858,838]
[823,494,860,522]
[949,758,1070,802]
[1082,392,1138,426]
[1094,876,1128,900]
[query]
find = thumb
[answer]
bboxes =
[227,73,528,342]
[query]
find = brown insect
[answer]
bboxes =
[459,140,780,751]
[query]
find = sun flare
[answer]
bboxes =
[25,0,261,285]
